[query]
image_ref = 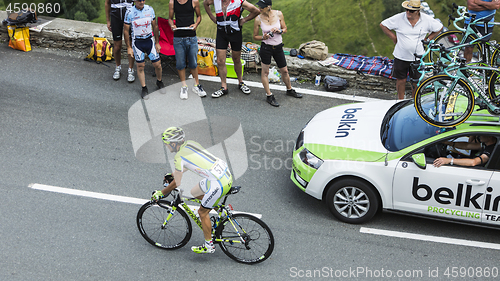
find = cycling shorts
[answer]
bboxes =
[216,27,242,51]
[198,177,232,209]
[132,36,160,63]
[110,11,127,41]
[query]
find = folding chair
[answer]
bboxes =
[157,17,177,75]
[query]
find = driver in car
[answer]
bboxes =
[433,135,497,167]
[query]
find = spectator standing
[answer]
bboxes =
[464,0,500,62]
[124,0,165,100]
[203,0,260,98]
[106,0,136,82]
[169,0,207,100]
[252,0,301,107]
[380,0,442,100]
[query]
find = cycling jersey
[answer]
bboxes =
[174,140,233,208]
[124,4,156,39]
[215,0,244,33]
[109,0,133,20]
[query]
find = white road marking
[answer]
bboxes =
[29,183,262,218]
[360,227,500,250]
[196,74,382,102]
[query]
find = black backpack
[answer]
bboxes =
[2,9,37,26]
[324,75,348,92]
[289,48,297,57]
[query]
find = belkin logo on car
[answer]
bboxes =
[412,177,500,212]
[335,108,361,138]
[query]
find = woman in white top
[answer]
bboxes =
[253,0,302,107]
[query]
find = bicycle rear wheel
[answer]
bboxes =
[414,75,474,127]
[488,71,500,106]
[137,200,192,249]
[428,31,482,63]
[215,214,274,264]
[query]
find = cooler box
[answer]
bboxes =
[226,58,245,78]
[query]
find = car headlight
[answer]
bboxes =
[295,131,304,150]
[299,148,323,169]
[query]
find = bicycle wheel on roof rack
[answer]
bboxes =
[428,31,482,64]
[414,74,475,127]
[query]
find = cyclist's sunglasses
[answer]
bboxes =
[406,9,418,13]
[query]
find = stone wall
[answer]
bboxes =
[0,11,396,91]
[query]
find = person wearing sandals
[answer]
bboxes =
[253,0,301,107]
[169,0,207,100]
[106,0,136,82]
[203,0,260,98]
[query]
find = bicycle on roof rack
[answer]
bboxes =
[136,186,274,264]
[413,41,500,128]
[428,3,500,67]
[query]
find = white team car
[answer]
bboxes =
[290,100,500,227]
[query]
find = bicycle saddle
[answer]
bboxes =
[228,186,241,195]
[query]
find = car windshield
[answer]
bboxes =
[381,100,444,151]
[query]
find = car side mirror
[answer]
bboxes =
[412,153,426,170]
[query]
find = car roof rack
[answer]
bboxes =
[464,113,500,126]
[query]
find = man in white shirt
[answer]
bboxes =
[380,0,442,100]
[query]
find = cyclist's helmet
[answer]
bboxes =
[162,127,185,144]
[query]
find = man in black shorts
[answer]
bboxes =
[106,0,136,82]
[203,0,260,98]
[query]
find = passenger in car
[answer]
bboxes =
[433,135,497,167]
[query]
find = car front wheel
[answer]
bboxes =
[325,179,379,224]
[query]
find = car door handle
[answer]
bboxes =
[466,179,485,186]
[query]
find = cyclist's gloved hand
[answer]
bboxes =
[151,190,164,201]
[163,173,174,186]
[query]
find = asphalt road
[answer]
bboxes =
[1,44,500,281]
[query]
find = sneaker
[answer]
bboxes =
[238,82,251,94]
[180,86,188,100]
[286,88,303,98]
[212,87,228,98]
[156,80,166,94]
[113,66,121,80]
[191,244,215,254]
[193,84,207,97]
[266,94,279,107]
[127,68,135,83]
[141,86,149,100]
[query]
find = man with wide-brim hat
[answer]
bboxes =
[401,0,423,11]
[380,0,442,100]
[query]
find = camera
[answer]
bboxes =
[266,31,274,37]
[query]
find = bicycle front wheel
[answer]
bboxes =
[137,200,192,249]
[414,75,475,127]
[215,214,274,264]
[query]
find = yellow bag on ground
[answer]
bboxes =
[197,49,218,76]
[85,36,114,62]
[8,25,31,52]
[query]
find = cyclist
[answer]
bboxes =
[105,0,135,82]
[152,127,233,254]
[124,0,165,100]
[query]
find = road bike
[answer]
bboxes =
[136,186,274,264]
[428,4,500,66]
[414,43,500,127]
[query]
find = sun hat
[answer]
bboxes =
[402,0,423,11]
[256,0,272,8]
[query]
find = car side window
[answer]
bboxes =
[422,134,499,170]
